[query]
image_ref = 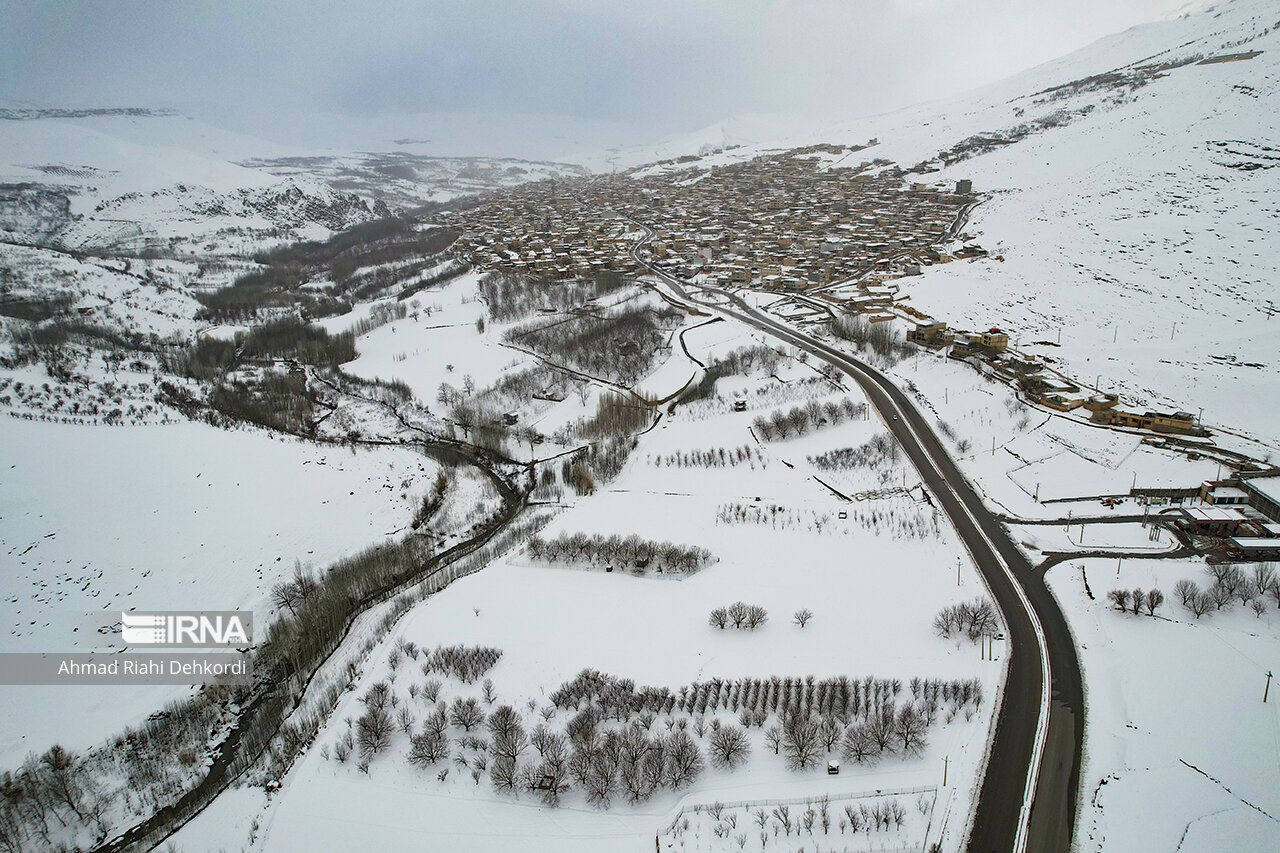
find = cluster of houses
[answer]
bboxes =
[435,145,973,292]
[908,318,1208,437]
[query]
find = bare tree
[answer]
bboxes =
[449,697,485,732]
[709,607,729,629]
[488,704,521,742]
[782,716,823,769]
[1108,589,1130,612]
[1255,563,1278,593]
[1218,565,1246,600]
[1174,579,1199,606]
[1187,589,1213,619]
[1145,588,1164,616]
[708,725,751,769]
[1208,582,1233,611]
[894,705,929,754]
[292,562,318,603]
[490,755,519,792]
[1251,599,1267,618]
[38,746,85,821]
[793,608,814,628]
[357,706,393,756]
[664,732,704,788]
[363,681,390,710]
[408,730,449,765]
[818,716,843,751]
[764,724,782,755]
[842,722,877,764]
[270,580,299,616]
[584,753,618,808]
[744,605,769,630]
[396,705,415,733]
[772,804,794,836]
[866,704,897,754]
[933,605,958,638]
[1131,588,1145,615]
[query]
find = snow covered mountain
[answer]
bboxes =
[0,110,585,255]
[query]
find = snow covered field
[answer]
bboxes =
[877,349,1221,520]
[1047,555,1280,853]
[335,273,519,404]
[0,417,438,765]
[230,319,1007,853]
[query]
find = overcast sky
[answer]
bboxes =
[1,0,1193,137]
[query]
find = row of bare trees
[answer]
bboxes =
[526,532,714,575]
[1175,563,1278,619]
[752,398,864,441]
[1107,588,1164,615]
[709,602,769,631]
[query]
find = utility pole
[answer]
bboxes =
[1265,670,1273,704]
[1116,557,1123,577]
[943,755,949,786]
[957,558,961,587]
[1171,322,1177,340]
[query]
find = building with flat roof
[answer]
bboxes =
[1227,538,1280,560]
[1240,474,1280,523]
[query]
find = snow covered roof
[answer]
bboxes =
[1180,506,1248,522]
[1243,475,1280,506]
[1228,538,1280,549]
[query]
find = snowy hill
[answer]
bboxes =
[640,0,1278,449]
[0,111,588,255]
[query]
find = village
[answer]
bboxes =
[431,141,1280,565]
[436,142,971,294]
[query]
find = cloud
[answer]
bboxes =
[0,0,1192,141]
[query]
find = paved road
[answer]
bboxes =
[632,230,1082,853]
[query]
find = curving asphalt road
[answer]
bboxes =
[630,229,1082,853]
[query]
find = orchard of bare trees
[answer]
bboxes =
[505,304,681,385]
[478,270,628,323]
[323,658,982,816]
[810,433,901,477]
